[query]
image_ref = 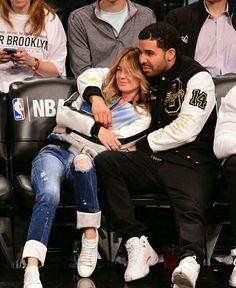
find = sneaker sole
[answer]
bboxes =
[125,252,158,282]
[148,252,159,267]
[172,273,194,288]
[125,265,150,282]
[229,279,236,287]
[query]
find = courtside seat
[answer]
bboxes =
[8,77,77,211]
[0,94,14,268]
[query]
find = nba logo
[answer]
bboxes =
[13,98,25,121]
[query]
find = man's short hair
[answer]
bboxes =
[138,22,180,52]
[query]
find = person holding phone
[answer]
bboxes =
[0,0,67,93]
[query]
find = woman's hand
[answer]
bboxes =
[98,127,121,151]
[11,48,36,67]
[0,49,12,64]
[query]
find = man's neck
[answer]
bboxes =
[99,0,127,12]
[204,0,228,18]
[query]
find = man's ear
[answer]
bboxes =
[167,48,176,61]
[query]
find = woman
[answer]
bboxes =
[21,47,152,288]
[0,0,67,93]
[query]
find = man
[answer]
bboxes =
[166,0,236,76]
[78,22,218,287]
[214,85,236,287]
[67,0,156,78]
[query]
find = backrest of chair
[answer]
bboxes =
[0,95,8,162]
[8,77,77,166]
[213,74,236,111]
[0,95,8,177]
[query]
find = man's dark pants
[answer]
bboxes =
[95,150,218,263]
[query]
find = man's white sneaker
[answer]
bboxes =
[124,235,158,282]
[171,256,200,288]
[77,230,98,277]
[229,249,236,287]
[23,266,43,288]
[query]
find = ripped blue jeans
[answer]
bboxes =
[27,144,100,246]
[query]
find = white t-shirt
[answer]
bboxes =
[99,4,128,36]
[0,11,67,93]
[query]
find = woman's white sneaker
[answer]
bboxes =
[23,266,43,288]
[77,230,98,278]
[124,235,158,282]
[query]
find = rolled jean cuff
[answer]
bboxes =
[76,211,101,229]
[21,240,47,267]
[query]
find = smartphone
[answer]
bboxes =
[3,48,17,54]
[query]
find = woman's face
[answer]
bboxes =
[10,0,31,14]
[116,57,140,96]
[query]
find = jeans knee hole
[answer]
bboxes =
[74,154,92,172]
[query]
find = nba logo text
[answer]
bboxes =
[13,98,25,121]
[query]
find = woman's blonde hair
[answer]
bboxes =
[0,0,55,36]
[103,47,150,111]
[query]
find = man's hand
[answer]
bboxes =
[98,127,121,151]
[90,96,112,128]
[127,144,137,152]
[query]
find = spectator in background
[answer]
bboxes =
[214,85,236,288]
[166,0,236,77]
[80,22,218,286]
[0,0,67,93]
[67,0,156,78]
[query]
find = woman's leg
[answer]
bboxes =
[73,153,101,229]
[72,153,100,277]
[22,145,71,288]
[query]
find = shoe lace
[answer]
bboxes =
[25,269,41,285]
[126,237,146,265]
[79,239,96,267]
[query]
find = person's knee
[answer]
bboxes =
[74,153,92,172]
[225,154,236,168]
[222,154,236,182]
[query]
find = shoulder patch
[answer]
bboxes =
[189,89,207,110]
